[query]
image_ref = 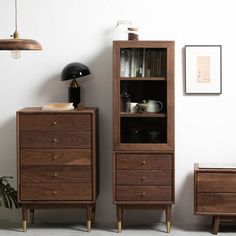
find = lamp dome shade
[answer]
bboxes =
[61,62,90,81]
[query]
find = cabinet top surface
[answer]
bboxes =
[17,107,98,114]
[194,163,236,172]
[113,40,175,47]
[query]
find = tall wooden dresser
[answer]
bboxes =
[17,107,99,232]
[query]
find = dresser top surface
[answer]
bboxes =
[17,107,98,114]
[195,163,236,172]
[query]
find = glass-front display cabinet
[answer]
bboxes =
[113,41,175,233]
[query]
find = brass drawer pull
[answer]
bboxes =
[141,176,146,181]
[53,173,58,177]
[141,192,146,197]
[53,155,58,160]
[52,138,57,143]
[53,190,58,195]
[52,121,57,126]
[141,160,146,166]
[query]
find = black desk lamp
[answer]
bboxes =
[61,62,90,108]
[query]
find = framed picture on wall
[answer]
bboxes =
[185,45,222,94]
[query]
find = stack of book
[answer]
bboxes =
[42,103,74,111]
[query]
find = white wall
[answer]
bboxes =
[1,0,236,227]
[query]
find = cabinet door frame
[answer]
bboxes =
[113,41,175,151]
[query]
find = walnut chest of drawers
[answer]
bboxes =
[17,107,99,232]
[194,163,236,234]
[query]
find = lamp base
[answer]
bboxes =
[68,79,80,108]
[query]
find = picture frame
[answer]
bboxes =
[185,45,222,94]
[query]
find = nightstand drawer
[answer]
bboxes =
[21,183,92,201]
[197,173,236,193]
[197,193,236,213]
[20,149,91,166]
[116,186,172,201]
[19,114,91,132]
[21,166,91,183]
[20,132,91,149]
[116,153,172,170]
[116,170,172,185]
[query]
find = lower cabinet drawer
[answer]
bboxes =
[21,166,91,183]
[197,173,236,193]
[116,170,172,185]
[20,183,92,201]
[197,193,236,213]
[116,186,172,201]
[116,153,172,170]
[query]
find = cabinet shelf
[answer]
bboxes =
[120,112,166,118]
[120,77,166,81]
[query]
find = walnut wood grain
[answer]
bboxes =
[116,186,172,201]
[21,183,92,201]
[197,193,236,213]
[116,170,172,185]
[17,108,99,228]
[116,153,172,170]
[197,173,236,193]
[21,166,91,183]
[20,131,91,149]
[113,41,175,230]
[19,114,91,132]
[20,149,91,166]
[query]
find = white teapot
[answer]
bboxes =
[146,100,163,113]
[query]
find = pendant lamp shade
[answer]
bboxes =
[0,39,42,50]
[0,0,42,56]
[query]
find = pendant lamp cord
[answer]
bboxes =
[12,0,19,38]
[15,0,18,32]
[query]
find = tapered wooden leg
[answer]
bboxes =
[30,209,34,224]
[165,204,172,233]
[116,205,123,233]
[213,216,220,235]
[91,204,96,224]
[212,216,215,227]
[22,206,27,232]
[86,204,93,232]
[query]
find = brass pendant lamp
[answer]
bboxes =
[0,0,42,58]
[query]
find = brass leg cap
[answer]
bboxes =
[118,221,122,233]
[22,220,27,232]
[87,220,91,232]
[166,221,171,233]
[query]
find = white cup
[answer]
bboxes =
[126,102,137,113]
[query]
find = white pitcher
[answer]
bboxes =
[146,100,163,113]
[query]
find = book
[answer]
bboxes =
[42,103,74,111]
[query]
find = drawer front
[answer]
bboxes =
[197,193,236,213]
[20,149,91,166]
[116,186,172,201]
[20,183,92,201]
[21,166,91,183]
[116,170,172,186]
[116,153,172,170]
[19,114,91,132]
[20,132,91,149]
[197,173,236,193]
